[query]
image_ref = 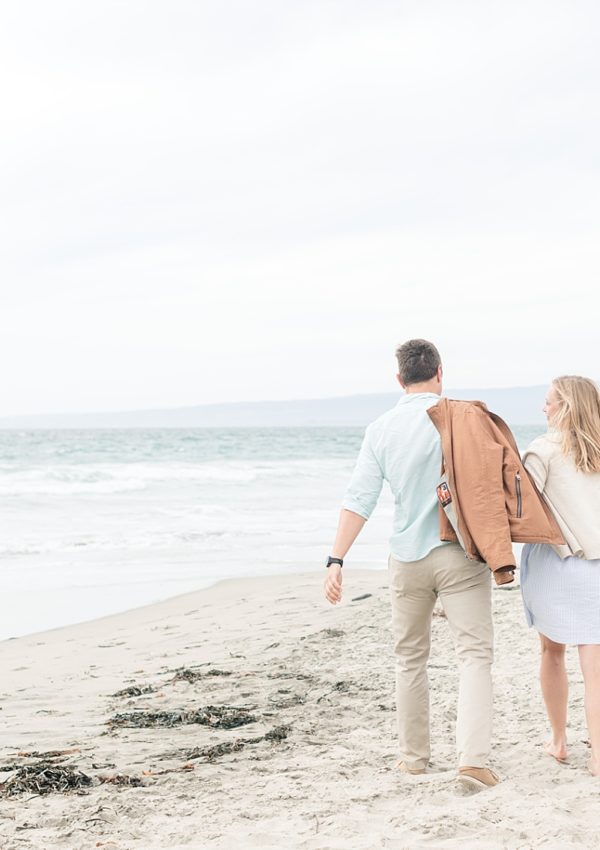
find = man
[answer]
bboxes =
[324,339,498,790]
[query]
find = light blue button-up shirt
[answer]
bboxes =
[342,392,448,563]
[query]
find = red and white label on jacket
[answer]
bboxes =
[436,482,452,507]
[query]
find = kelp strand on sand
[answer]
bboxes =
[185,724,290,762]
[108,704,256,729]
[0,759,148,798]
[0,724,289,797]
[98,773,144,787]
[111,685,156,698]
[189,740,247,761]
[15,748,80,759]
[170,667,232,684]
[0,761,94,797]
[110,667,233,697]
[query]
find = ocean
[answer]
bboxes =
[0,425,544,639]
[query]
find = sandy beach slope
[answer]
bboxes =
[1,569,599,850]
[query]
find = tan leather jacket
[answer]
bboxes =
[427,398,564,585]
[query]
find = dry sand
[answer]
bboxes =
[1,569,599,850]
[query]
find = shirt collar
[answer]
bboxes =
[396,392,440,406]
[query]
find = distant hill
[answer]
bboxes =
[0,386,548,428]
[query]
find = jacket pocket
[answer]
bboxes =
[515,472,522,518]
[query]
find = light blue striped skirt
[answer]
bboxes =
[521,543,600,644]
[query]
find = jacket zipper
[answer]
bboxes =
[515,472,522,518]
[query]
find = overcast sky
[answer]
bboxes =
[1,1,599,415]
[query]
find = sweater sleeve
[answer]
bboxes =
[522,439,549,494]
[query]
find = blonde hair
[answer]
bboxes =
[551,376,600,473]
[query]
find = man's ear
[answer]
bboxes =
[437,365,443,382]
[396,373,406,389]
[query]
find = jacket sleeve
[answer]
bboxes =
[452,409,516,571]
[342,424,384,520]
[522,444,549,494]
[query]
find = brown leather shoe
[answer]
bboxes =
[458,767,500,789]
[396,760,426,775]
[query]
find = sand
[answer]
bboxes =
[1,568,599,850]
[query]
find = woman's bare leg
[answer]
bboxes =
[539,633,568,760]
[578,644,600,775]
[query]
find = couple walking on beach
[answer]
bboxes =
[324,339,600,790]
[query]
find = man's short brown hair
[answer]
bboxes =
[395,339,441,386]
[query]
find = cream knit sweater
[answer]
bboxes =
[523,431,600,560]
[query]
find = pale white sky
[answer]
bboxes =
[1,1,599,415]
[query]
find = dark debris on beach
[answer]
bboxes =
[98,773,144,787]
[183,723,290,762]
[109,666,233,697]
[108,704,256,730]
[111,684,156,698]
[170,667,232,684]
[0,753,148,798]
[0,761,94,798]
[320,628,345,638]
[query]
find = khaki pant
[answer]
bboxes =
[388,542,493,770]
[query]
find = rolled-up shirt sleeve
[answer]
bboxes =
[342,425,384,519]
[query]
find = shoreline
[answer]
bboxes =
[2,568,600,849]
[0,561,391,643]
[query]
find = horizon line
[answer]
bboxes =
[0,383,550,422]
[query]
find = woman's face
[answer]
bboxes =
[543,385,561,423]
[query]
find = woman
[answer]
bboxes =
[521,376,600,775]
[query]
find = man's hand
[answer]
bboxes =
[323,510,366,605]
[324,564,343,605]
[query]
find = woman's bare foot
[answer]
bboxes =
[588,757,600,776]
[545,740,568,762]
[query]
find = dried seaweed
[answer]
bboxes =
[188,740,247,762]
[169,668,204,684]
[1,720,290,799]
[15,748,80,759]
[301,628,345,641]
[351,593,373,602]
[264,725,289,741]
[184,724,290,762]
[111,685,156,698]
[169,667,232,684]
[108,705,256,730]
[266,671,316,682]
[0,761,93,798]
[98,774,144,787]
[316,680,352,703]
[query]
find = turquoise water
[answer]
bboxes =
[0,427,365,476]
[0,425,545,639]
[0,425,543,469]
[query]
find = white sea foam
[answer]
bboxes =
[0,427,396,637]
[0,458,352,496]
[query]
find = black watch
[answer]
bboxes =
[326,556,343,569]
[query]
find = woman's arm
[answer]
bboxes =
[523,447,549,493]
